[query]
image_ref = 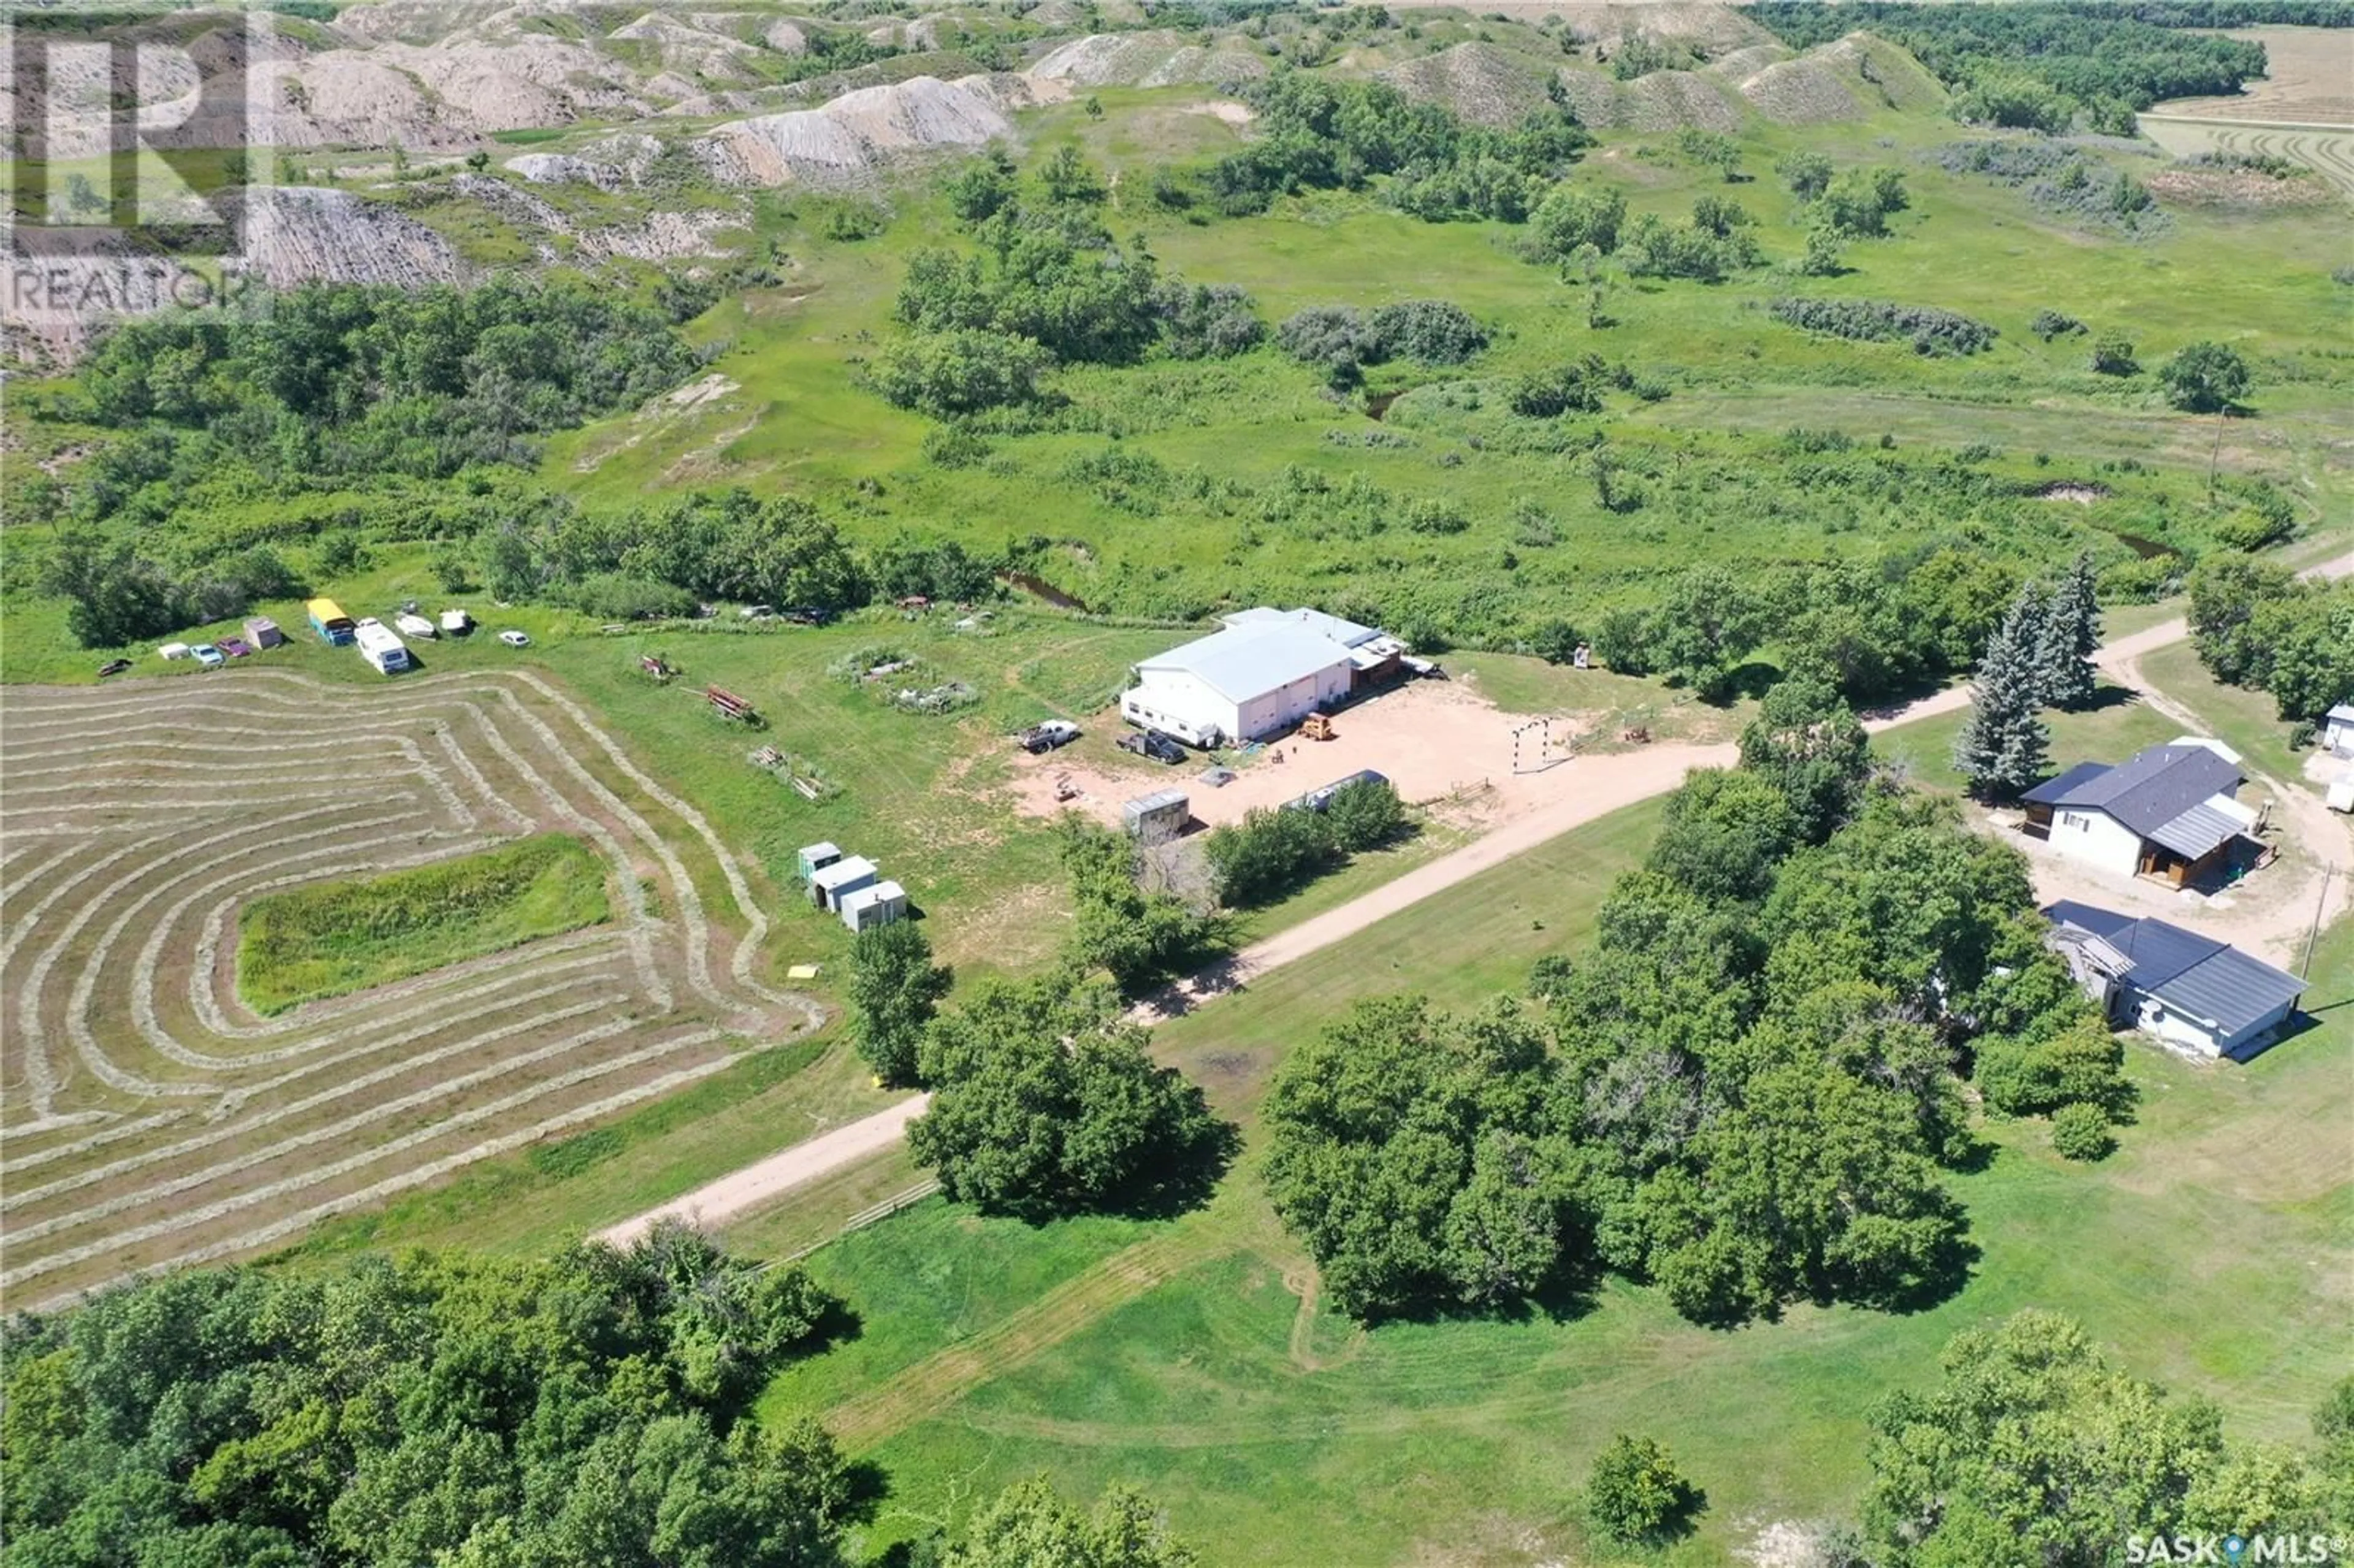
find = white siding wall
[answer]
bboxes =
[2329,715,2354,758]
[1230,662,1351,741]
[1122,674,1235,747]
[2045,808,2146,878]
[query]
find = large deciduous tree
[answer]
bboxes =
[1736,675,1872,844]
[1864,1311,2341,1565]
[910,976,1231,1221]
[845,921,951,1087]
[1263,997,1586,1320]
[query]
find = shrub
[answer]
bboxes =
[2090,333,2138,375]
[1278,305,1382,385]
[1587,1434,1701,1545]
[2031,309,2085,341]
[868,330,1050,416]
[1527,183,1626,258]
[2051,1102,2115,1162]
[1767,297,1997,357]
[1156,282,1267,360]
[1778,150,1832,199]
[1369,299,1488,364]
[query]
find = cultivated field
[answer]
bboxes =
[2138,115,2354,194]
[0,668,820,1309]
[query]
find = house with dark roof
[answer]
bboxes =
[2043,900,2307,1060]
[2019,740,2264,888]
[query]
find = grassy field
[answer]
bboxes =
[236,832,612,1015]
[752,786,2353,1567]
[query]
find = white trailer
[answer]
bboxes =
[840,880,908,932]
[354,620,411,675]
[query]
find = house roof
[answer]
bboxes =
[2043,901,2306,1038]
[1221,606,1381,648]
[2019,743,2243,839]
[2143,801,2246,862]
[2329,703,2354,724]
[1137,623,1355,704]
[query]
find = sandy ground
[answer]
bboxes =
[593,553,2354,1243]
[1008,678,1602,834]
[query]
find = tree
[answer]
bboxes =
[1646,566,1759,702]
[944,154,1017,222]
[1528,183,1626,258]
[1646,767,1798,905]
[943,1478,1195,1568]
[1798,223,1843,278]
[2036,550,2102,711]
[0,1238,853,1567]
[1864,1311,2263,1564]
[1057,819,1218,990]
[1586,1435,1701,1544]
[868,330,1050,417]
[1777,151,1833,200]
[2160,340,2250,413]
[2090,332,2138,375]
[910,975,1231,1220]
[1263,996,1583,1320]
[1737,675,1872,844]
[1951,585,2052,800]
[1037,144,1107,205]
[845,921,951,1087]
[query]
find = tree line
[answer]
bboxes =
[2187,554,2354,736]
[1753,0,2292,130]
[1261,679,2130,1326]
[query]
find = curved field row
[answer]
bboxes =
[2138,114,2354,194]
[0,669,821,1310]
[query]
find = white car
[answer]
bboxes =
[498,630,531,648]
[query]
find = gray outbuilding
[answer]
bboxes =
[1122,788,1190,843]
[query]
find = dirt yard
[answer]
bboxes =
[1005,677,1636,835]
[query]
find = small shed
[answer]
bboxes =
[2326,703,2354,758]
[243,617,284,650]
[840,879,908,932]
[1122,788,1190,843]
[810,855,878,911]
[796,842,842,883]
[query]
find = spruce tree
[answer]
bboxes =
[1953,588,2052,800]
[2038,552,2102,711]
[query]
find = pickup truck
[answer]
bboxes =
[1019,720,1081,755]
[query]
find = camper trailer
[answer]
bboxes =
[354,619,411,676]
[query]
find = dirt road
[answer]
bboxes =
[593,1092,930,1247]
[594,553,2352,1243]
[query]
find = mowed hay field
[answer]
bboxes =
[0,668,834,1309]
[761,799,2354,1567]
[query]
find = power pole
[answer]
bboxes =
[2303,863,2334,980]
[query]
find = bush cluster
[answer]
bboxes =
[1203,777,1406,907]
[1767,297,1999,356]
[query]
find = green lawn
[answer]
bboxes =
[761,795,2353,1567]
[1874,680,2186,794]
[235,833,612,1015]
